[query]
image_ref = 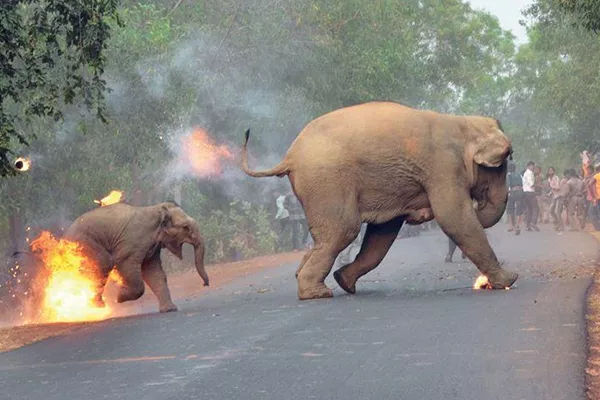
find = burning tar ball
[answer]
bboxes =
[14,157,31,172]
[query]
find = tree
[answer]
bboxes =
[0,0,120,177]
[507,0,600,166]
[559,0,600,31]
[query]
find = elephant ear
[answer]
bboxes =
[464,122,512,187]
[158,204,172,229]
[158,204,183,259]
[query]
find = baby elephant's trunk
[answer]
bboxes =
[194,237,208,286]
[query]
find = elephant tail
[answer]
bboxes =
[241,129,290,178]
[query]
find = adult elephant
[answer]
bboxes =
[241,101,517,300]
[63,201,208,312]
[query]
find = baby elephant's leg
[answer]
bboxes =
[81,241,113,308]
[114,258,145,303]
[142,253,177,313]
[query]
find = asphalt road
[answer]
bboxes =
[0,225,598,400]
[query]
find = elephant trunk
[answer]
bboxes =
[474,166,509,228]
[194,240,209,286]
[476,193,507,228]
[189,223,209,286]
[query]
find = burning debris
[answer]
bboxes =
[177,127,234,178]
[27,231,113,323]
[14,157,31,172]
[94,190,124,207]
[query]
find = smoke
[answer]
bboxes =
[118,30,313,205]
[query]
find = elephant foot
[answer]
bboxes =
[298,284,333,300]
[159,303,178,313]
[486,269,518,289]
[444,255,452,263]
[333,269,356,294]
[117,285,145,303]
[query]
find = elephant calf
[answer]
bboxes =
[242,101,518,300]
[63,201,208,312]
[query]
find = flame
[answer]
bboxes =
[94,190,123,207]
[179,127,234,177]
[473,275,492,290]
[14,157,31,172]
[28,231,113,323]
[108,268,125,287]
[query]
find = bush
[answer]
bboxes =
[200,200,277,263]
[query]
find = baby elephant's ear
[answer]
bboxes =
[159,204,173,227]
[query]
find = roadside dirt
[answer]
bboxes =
[0,250,306,354]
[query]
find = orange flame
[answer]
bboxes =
[94,190,123,207]
[179,127,234,177]
[108,268,125,287]
[29,232,113,323]
[473,275,492,290]
[14,157,31,172]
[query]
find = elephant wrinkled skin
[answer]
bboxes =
[242,101,517,300]
[63,202,208,312]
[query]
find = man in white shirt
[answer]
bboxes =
[274,191,290,250]
[522,161,540,231]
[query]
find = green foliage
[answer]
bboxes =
[0,0,120,177]
[199,201,277,263]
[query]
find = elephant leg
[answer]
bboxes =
[445,237,457,263]
[429,189,518,289]
[295,210,360,300]
[295,250,313,278]
[114,258,145,303]
[142,253,177,313]
[81,241,113,308]
[333,216,404,294]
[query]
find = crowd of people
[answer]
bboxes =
[506,154,600,235]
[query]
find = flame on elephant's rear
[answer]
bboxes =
[179,127,234,178]
[94,190,123,207]
[27,232,113,323]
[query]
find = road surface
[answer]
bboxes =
[0,225,598,400]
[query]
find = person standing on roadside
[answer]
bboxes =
[551,170,571,232]
[506,162,524,235]
[589,164,600,231]
[566,169,586,231]
[522,161,540,231]
[533,166,547,224]
[547,166,560,211]
[274,191,290,250]
[285,192,306,251]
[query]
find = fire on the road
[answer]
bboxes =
[29,232,113,323]
[473,275,492,290]
[179,127,234,177]
[473,275,511,290]
[94,190,123,207]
